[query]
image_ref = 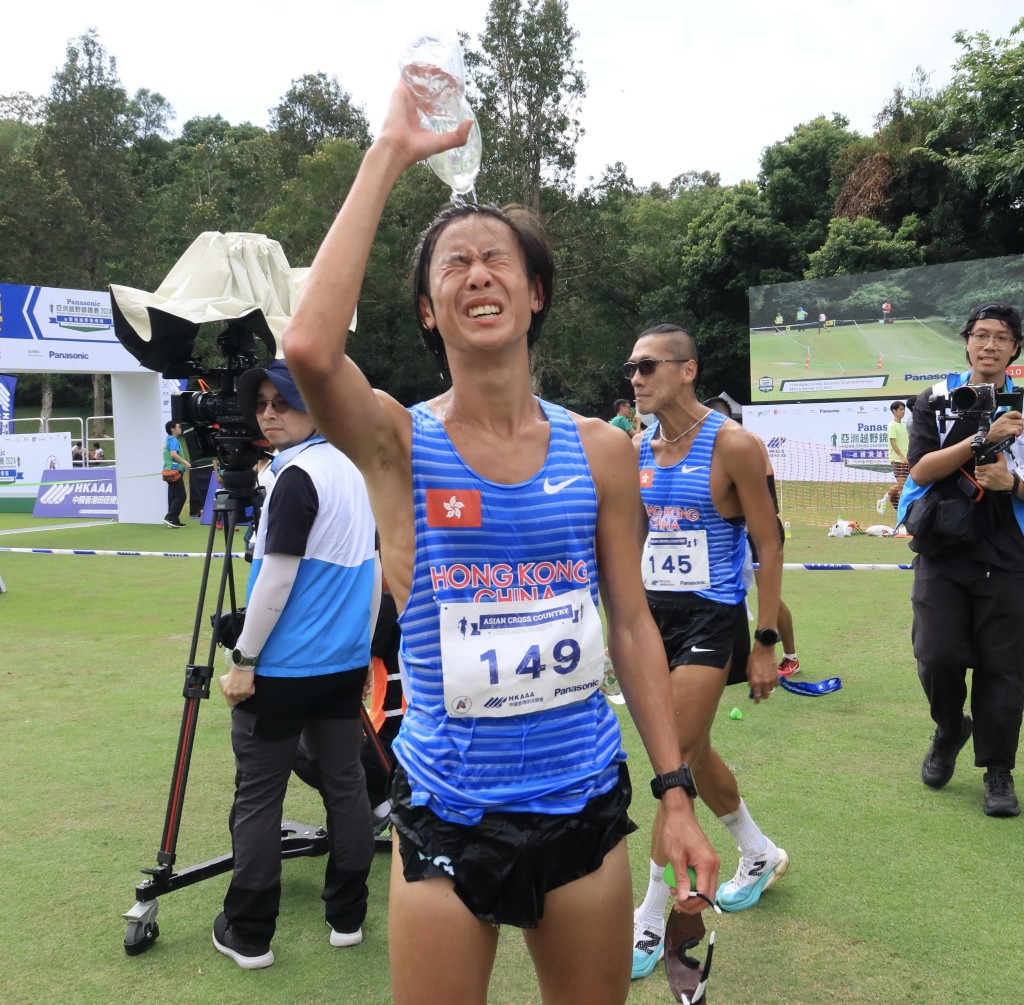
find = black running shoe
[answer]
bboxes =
[983,769,1020,817]
[921,714,972,788]
[212,912,274,969]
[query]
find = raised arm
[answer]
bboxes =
[721,426,782,701]
[283,81,472,471]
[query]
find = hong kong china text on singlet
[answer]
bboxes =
[637,409,746,605]
[394,399,625,824]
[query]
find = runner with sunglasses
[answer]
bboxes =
[625,325,790,980]
[282,80,718,1005]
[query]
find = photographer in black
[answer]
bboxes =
[897,304,1024,817]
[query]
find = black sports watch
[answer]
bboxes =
[230,647,259,669]
[651,764,697,800]
[753,627,781,647]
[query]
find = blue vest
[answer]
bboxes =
[638,409,746,605]
[248,436,376,677]
[393,399,625,826]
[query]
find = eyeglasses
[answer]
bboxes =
[254,396,292,415]
[967,331,1018,348]
[622,358,692,379]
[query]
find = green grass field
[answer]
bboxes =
[750,318,964,401]
[1,515,1020,1004]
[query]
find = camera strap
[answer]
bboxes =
[957,466,985,503]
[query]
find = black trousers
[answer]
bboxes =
[224,670,373,944]
[164,476,186,523]
[188,465,213,517]
[911,554,1024,770]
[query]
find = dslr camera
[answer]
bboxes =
[946,382,1020,418]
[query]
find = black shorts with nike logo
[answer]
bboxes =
[646,591,749,685]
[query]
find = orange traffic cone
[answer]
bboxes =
[877,356,883,368]
[804,357,810,369]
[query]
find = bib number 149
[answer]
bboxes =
[480,639,581,684]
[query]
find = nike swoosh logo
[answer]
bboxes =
[543,475,582,494]
[691,645,714,653]
[680,465,704,473]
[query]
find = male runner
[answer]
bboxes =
[627,325,790,979]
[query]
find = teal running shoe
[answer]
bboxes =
[716,841,789,912]
[631,918,665,979]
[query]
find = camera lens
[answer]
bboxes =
[949,386,980,412]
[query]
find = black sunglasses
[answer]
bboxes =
[622,358,692,379]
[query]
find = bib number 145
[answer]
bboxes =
[641,530,710,590]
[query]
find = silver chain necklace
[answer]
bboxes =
[658,408,711,444]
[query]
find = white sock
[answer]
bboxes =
[634,859,669,934]
[783,652,798,661]
[719,799,768,857]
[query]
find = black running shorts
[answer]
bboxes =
[647,592,750,685]
[391,762,637,928]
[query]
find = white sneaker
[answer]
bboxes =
[716,840,789,912]
[329,925,363,948]
[631,913,665,979]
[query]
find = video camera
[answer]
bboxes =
[929,382,1023,420]
[108,291,275,474]
[928,383,1024,466]
[166,322,273,473]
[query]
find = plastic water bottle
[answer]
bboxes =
[399,31,482,197]
[783,519,791,539]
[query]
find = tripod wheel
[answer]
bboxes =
[124,920,159,955]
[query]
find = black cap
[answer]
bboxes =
[966,303,1022,342]
[237,359,307,430]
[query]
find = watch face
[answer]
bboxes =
[756,629,781,646]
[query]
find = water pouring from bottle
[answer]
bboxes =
[399,31,482,201]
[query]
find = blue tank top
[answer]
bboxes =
[638,409,746,605]
[393,398,625,825]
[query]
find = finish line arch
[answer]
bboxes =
[0,282,173,524]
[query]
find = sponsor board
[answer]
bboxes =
[33,468,118,518]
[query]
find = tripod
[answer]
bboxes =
[122,467,328,956]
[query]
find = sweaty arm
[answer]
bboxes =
[721,427,782,702]
[588,419,721,910]
[282,83,470,604]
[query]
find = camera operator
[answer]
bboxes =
[212,359,379,968]
[897,303,1024,817]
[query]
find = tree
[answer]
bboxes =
[675,183,802,398]
[145,116,285,267]
[805,217,923,279]
[269,72,371,173]
[34,29,143,430]
[0,91,44,125]
[925,18,1024,201]
[759,114,860,258]
[464,0,586,213]
[129,87,175,141]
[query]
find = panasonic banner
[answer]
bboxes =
[743,399,897,484]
